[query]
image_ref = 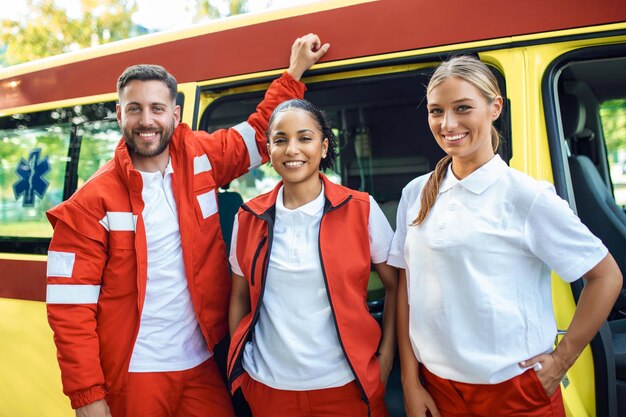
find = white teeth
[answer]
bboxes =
[284,161,304,167]
[138,132,157,137]
[445,133,467,141]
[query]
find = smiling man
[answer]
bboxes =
[45,34,329,417]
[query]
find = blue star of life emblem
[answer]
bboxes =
[13,148,51,207]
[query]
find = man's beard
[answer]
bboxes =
[123,120,175,158]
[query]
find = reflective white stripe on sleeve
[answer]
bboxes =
[46,284,101,304]
[233,121,262,170]
[47,251,76,278]
[99,212,137,231]
[197,189,218,219]
[194,154,212,174]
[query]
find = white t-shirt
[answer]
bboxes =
[387,155,607,384]
[129,160,210,372]
[230,184,394,390]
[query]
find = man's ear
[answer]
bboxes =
[174,104,181,127]
[116,103,123,126]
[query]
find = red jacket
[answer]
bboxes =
[46,73,305,409]
[227,173,382,408]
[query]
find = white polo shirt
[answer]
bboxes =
[388,155,607,384]
[129,159,210,372]
[230,184,394,390]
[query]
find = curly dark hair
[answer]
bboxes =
[266,99,338,171]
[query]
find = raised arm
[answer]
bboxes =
[198,34,330,187]
[286,33,330,81]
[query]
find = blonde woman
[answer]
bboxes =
[389,56,622,417]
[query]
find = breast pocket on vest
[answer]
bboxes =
[194,172,219,230]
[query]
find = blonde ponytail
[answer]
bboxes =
[412,155,452,225]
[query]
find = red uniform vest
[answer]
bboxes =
[227,173,382,410]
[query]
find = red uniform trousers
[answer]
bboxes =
[106,358,235,417]
[422,366,566,417]
[241,372,390,417]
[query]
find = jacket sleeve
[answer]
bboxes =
[46,200,109,409]
[197,71,307,187]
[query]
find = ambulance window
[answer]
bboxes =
[553,55,626,204]
[599,98,626,207]
[60,102,119,199]
[76,119,119,190]
[0,111,71,238]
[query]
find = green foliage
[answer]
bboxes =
[227,0,248,16]
[192,0,248,22]
[0,0,137,66]
[76,118,120,186]
[600,99,626,160]
[0,45,8,66]
[0,0,253,66]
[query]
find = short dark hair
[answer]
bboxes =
[267,99,338,171]
[117,64,178,101]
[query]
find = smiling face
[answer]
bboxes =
[427,76,502,175]
[268,108,329,187]
[116,79,180,170]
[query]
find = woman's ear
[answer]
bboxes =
[322,137,329,158]
[491,96,503,120]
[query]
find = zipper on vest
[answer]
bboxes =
[317,202,370,416]
[250,236,267,286]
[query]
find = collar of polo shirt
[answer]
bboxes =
[440,154,507,195]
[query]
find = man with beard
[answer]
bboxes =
[45,34,329,417]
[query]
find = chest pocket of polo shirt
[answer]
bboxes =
[193,166,219,230]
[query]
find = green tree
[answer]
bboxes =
[0,0,137,66]
[0,45,8,66]
[600,99,626,161]
[192,0,249,22]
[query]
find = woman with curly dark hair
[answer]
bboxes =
[227,98,398,417]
